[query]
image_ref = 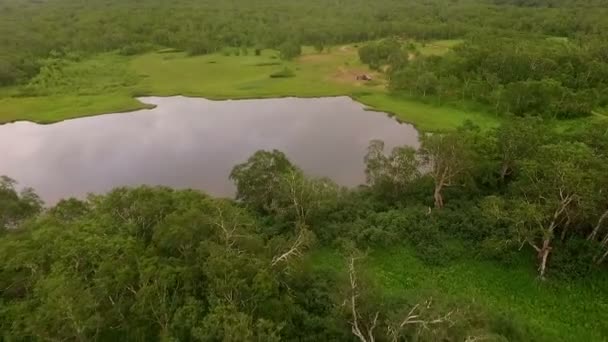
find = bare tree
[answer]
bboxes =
[346,256,455,342]
[271,228,312,267]
[386,299,455,342]
[347,256,379,342]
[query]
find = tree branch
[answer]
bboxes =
[271,229,307,266]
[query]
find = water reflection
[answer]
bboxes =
[0,96,419,203]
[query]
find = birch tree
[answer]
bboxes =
[494,116,545,181]
[511,143,598,278]
[364,140,421,198]
[419,132,474,209]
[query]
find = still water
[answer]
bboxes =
[0,96,419,204]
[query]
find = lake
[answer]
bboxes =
[0,96,419,204]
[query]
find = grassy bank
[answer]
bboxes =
[356,93,499,131]
[310,247,608,342]
[0,43,504,131]
[0,94,150,124]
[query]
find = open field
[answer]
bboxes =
[415,39,464,56]
[131,48,372,98]
[0,42,503,131]
[310,247,608,342]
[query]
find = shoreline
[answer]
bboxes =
[0,91,496,132]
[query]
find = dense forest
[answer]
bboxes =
[2,0,608,340]
[357,36,608,118]
[2,117,608,340]
[2,0,608,118]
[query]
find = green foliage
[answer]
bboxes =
[364,139,421,200]
[0,58,20,86]
[0,186,343,340]
[187,37,218,56]
[230,150,297,213]
[388,37,608,119]
[550,238,602,279]
[118,42,155,56]
[279,41,302,60]
[269,67,295,78]
[19,55,138,97]
[0,176,42,231]
[358,38,402,70]
[2,0,608,338]
[2,123,608,340]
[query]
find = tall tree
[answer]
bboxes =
[230,150,297,213]
[418,132,474,208]
[488,142,600,277]
[364,140,421,199]
[0,176,43,231]
[494,116,546,181]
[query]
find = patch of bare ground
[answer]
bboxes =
[329,66,384,87]
[297,53,336,63]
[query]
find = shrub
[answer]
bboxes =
[187,38,217,55]
[118,42,154,56]
[221,47,232,56]
[279,41,302,60]
[269,67,295,78]
[550,238,602,280]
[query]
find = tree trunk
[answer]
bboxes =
[560,216,571,242]
[433,184,444,209]
[598,249,608,265]
[538,238,551,279]
[499,163,510,182]
[560,226,568,241]
[588,208,608,241]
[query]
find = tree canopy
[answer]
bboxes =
[2,116,608,340]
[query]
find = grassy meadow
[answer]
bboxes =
[310,247,608,342]
[0,42,503,131]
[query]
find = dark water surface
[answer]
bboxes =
[0,96,419,204]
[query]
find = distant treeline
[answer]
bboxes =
[1,0,608,86]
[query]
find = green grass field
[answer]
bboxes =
[0,42,503,131]
[356,93,499,131]
[416,39,464,56]
[310,247,608,342]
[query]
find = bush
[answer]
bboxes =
[408,225,464,266]
[269,67,295,78]
[550,238,602,280]
[187,38,217,56]
[434,202,493,242]
[279,41,302,60]
[345,208,464,265]
[479,237,521,265]
[118,42,154,56]
[0,59,19,86]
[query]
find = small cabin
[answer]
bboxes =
[356,74,372,81]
